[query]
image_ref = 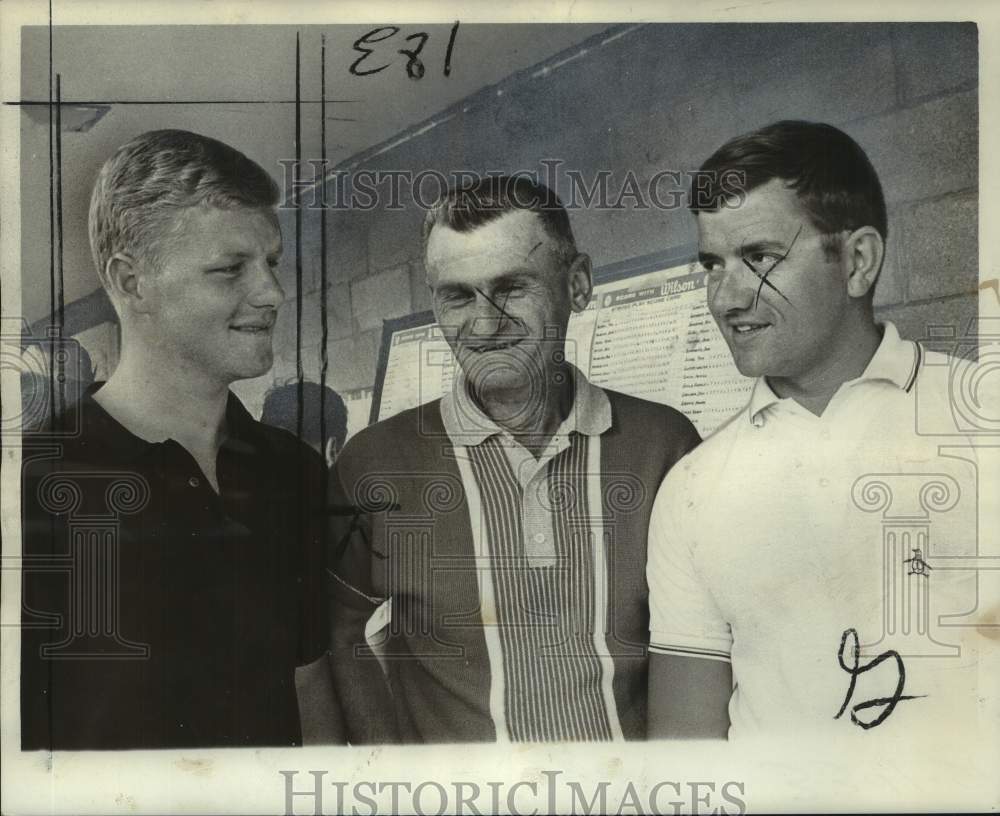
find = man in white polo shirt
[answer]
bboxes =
[646,120,988,740]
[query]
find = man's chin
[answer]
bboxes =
[465,376,547,429]
[728,347,769,379]
[733,361,762,379]
[229,354,274,383]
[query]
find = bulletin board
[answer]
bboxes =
[369,247,754,438]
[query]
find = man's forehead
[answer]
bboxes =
[698,179,809,249]
[168,203,282,252]
[426,209,553,274]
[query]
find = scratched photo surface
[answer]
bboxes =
[3,5,998,815]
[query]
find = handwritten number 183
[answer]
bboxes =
[351,22,460,80]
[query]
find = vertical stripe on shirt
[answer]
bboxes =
[586,433,624,740]
[468,433,615,741]
[454,447,511,743]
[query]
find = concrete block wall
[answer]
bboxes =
[264,22,978,409]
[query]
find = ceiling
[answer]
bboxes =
[18,23,615,324]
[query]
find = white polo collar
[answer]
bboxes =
[746,322,921,425]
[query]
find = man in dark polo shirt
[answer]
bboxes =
[20,129,340,749]
[329,177,701,743]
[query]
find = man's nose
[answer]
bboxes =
[468,291,508,336]
[247,260,285,309]
[708,262,757,315]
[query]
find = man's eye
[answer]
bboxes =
[701,260,723,275]
[211,263,242,275]
[745,252,780,271]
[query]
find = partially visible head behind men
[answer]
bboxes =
[422,175,578,267]
[89,129,280,294]
[261,381,348,467]
[690,120,887,259]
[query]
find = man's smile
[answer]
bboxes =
[230,315,276,333]
[230,325,271,332]
[726,318,772,341]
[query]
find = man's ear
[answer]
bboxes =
[567,252,593,314]
[324,437,338,468]
[105,253,153,314]
[842,227,884,299]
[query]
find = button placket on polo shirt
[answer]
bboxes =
[154,440,223,528]
[499,432,571,567]
[774,395,849,492]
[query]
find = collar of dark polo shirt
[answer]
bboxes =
[72,381,272,466]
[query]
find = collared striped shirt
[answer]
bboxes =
[329,368,701,743]
[445,366,622,741]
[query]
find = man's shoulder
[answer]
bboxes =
[660,407,745,484]
[603,388,697,435]
[24,396,124,470]
[248,418,327,470]
[915,347,969,403]
[21,399,142,534]
[336,399,446,471]
[600,388,702,467]
[903,346,994,440]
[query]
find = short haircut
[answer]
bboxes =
[690,120,888,257]
[261,381,348,452]
[88,129,279,288]
[422,175,578,266]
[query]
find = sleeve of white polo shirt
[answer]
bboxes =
[647,461,733,662]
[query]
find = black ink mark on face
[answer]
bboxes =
[741,224,801,310]
[474,286,518,335]
[526,241,543,258]
[497,289,514,334]
[835,628,923,729]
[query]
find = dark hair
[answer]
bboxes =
[690,120,887,254]
[89,129,280,289]
[261,381,348,452]
[422,175,577,264]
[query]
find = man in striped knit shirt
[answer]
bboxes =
[328,176,700,743]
